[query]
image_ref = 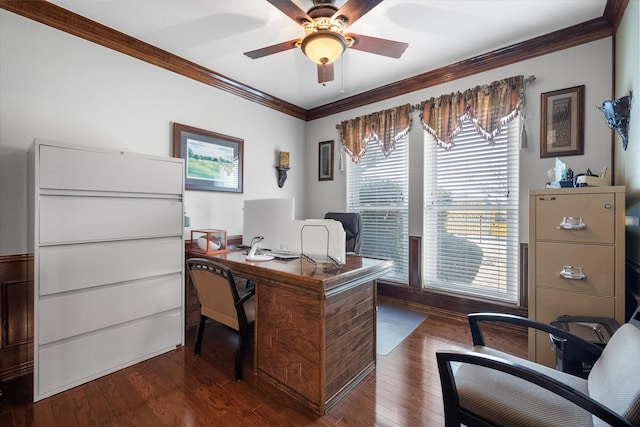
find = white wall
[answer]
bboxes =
[304,38,614,243]
[614,0,640,261]
[0,10,306,256]
[0,9,617,256]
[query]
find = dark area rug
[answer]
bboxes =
[377,303,428,355]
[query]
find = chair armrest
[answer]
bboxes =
[237,287,255,307]
[436,350,633,427]
[468,312,603,360]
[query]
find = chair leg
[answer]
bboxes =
[195,315,206,356]
[234,330,248,380]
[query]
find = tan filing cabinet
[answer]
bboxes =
[528,186,625,367]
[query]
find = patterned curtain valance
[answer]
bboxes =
[338,103,412,163]
[420,75,524,149]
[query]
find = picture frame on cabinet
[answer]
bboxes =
[173,122,243,192]
[318,140,334,181]
[540,85,585,158]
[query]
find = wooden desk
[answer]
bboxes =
[186,250,392,415]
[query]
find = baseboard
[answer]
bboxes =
[378,281,527,318]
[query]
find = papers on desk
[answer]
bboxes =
[260,250,299,260]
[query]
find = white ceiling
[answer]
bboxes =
[49,0,607,110]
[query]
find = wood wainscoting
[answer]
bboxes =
[0,254,34,385]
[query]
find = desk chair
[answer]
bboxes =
[324,212,363,254]
[186,258,255,380]
[436,310,640,426]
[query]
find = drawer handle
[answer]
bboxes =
[559,265,586,280]
[557,216,587,230]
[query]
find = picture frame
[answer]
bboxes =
[173,122,243,192]
[540,85,585,158]
[318,140,334,181]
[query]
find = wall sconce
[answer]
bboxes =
[597,91,633,150]
[276,151,290,188]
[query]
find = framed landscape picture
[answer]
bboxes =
[173,122,243,192]
[540,85,585,158]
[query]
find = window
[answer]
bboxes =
[347,134,409,282]
[423,117,519,302]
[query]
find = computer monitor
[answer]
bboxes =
[242,198,295,251]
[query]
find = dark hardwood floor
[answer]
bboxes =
[0,298,527,426]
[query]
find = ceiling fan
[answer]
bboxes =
[244,0,409,83]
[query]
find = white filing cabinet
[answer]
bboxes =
[528,186,625,367]
[30,140,185,401]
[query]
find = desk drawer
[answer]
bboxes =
[535,193,615,244]
[536,242,615,297]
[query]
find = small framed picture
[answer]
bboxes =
[318,140,334,181]
[173,122,243,192]
[540,85,585,158]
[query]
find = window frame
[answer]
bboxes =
[346,134,410,282]
[422,117,520,302]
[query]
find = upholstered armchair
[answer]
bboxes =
[436,311,640,427]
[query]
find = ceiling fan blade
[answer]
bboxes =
[347,33,408,58]
[318,63,335,83]
[266,0,312,24]
[244,39,299,59]
[334,0,383,26]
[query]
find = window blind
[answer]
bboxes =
[347,135,409,282]
[423,118,520,302]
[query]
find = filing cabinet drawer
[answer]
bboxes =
[39,195,183,244]
[39,237,183,295]
[536,242,615,297]
[39,274,182,345]
[39,143,183,195]
[535,193,615,244]
[535,287,614,325]
[38,309,182,397]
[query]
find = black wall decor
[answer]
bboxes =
[597,92,633,150]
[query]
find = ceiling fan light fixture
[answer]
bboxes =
[301,31,346,65]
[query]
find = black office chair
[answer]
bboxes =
[186,258,255,380]
[324,212,363,254]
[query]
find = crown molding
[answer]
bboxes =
[1,0,626,122]
[603,0,629,30]
[307,17,615,120]
[0,0,308,120]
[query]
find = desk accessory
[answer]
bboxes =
[246,242,274,262]
[300,223,342,270]
[190,229,230,255]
